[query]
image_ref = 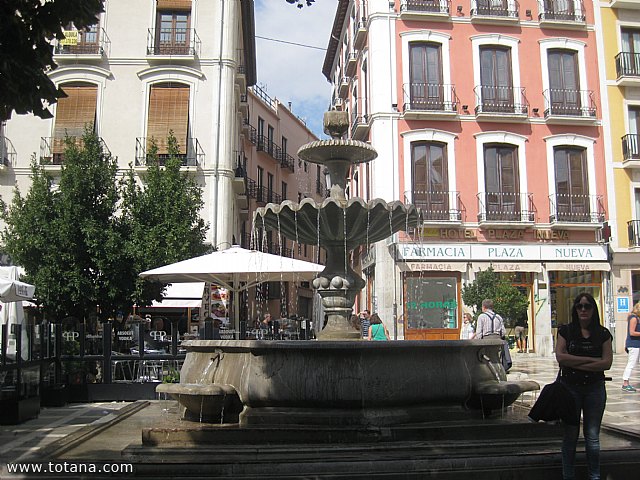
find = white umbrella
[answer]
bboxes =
[139,246,324,333]
[0,266,36,359]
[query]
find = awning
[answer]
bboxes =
[471,262,542,273]
[398,262,467,273]
[151,282,205,308]
[546,262,610,272]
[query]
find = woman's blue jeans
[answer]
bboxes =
[561,380,606,480]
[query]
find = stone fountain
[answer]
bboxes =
[156,111,539,427]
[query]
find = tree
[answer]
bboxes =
[120,134,209,307]
[0,0,104,122]
[461,267,529,328]
[1,129,127,321]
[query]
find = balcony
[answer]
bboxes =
[351,113,370,140]
[623,134,640,167]
[474,85,528,121]
[0,135,16,168]
[538,0,586,28]
[477,192,535,227]
[615,52,640,86]
[279,151,296,173]
[406,191,462,223]
[471,0,519,24]
[400,0,451,19]
[345,52,358,77]
[628,220,640,247]
[549,194,605,227]
[338,76,350,98]
[54,27,110,60]
[236,49,247,90]
[239,91,249,116]
[135,137,202,167]
[316,179,329,197]
[542,89,596,123]
[254,186,282,205]
[146,28,200,59]
[257,138,280,162]
[353,18,368,50]
[40,136,110,166]
[247,124,258,144]
[610,0,640,9]
[402,83,458,119]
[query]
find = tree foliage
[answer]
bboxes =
[461,267,530,328]
[1,130,209,322]
[120,134,209,307]
[0,0,104,121]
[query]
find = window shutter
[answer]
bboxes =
[156,0,191,10]
[147,83,189,154]
[53,85,97,153]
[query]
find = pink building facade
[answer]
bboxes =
[324,0,609,355]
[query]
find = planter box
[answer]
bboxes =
[0,396,40,424]
[41,385,69,407]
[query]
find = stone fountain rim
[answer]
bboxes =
[297,139,378,165]
[181,339,504,352]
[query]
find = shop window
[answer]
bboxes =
[549,270,602,330]
[405,275,459,330]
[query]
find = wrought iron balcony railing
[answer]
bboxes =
[403,83,457,113]
[405,191,462,222]
[615,52,640,78]
[135,137,202,167]
[54,27,110,56]
[400,0,451,14]
[549,193,605,224]
[623,134,640,161]
[471,0,519,18]
[543,89,596,118]
[477,192,535,223]
[474,85,528,115]
[628,220,640,247]
[0,135,16,167]
[538,0,585,22]
[40,136,111,165]
[279,151,296,172]
[254,186,282,205]
[146,28,200,56]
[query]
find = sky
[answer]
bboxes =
[253,0,337,138]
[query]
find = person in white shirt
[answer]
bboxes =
[460,312,475,340]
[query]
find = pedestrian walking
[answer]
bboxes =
[622,301,640,392]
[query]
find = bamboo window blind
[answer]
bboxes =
[156,0,192,10]
[147,83,190,154]
[53,84,97,153]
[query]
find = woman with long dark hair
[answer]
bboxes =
[555,292,613,480]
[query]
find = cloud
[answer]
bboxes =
[254,0,336,137]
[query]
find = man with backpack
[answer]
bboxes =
[476,299,511,372]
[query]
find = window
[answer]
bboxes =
[405,276,459,330]
[282,136,288,156]
[282,181,287,201]
[257,117,265,151]
[257,166,264,196]
[548,50,580,115]
[409,43,443,110]
[479,46,513,112]
[483,144,520,220]
[52,83,98,162]
[542,0,578,21]
[267,125,274,156]
[621,29,640,76]
[155,0,191,55]
[625,107,640,159]
[412,142,448,220]
[267,172,274,202]
[147,82,189,157]
[60,22,100,54]
[476,0,509,16]
[554,147,588,221]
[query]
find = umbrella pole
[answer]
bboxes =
[233,274,240,339]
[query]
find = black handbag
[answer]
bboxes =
[528,371,579,426]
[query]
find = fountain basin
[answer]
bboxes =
[164,339,539,426]
[156,383,243,423]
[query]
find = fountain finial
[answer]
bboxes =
[323,110,349,139]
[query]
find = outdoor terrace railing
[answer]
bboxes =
[538,0,585,22]
[477,192,535,223]
[403,83,457,113]
[622,134,640,161]
[549,193,605,223]
[40,136,111,165]
[471,0,519,18]
[405,190,462,222]
[146,28,200,56]
[400,0,451,14]
[279,151,296,172]
[543,89,596,118]
[0,135,16,167]
[616,52,640,78]
[135,137,202,167]
[474,85,528,115]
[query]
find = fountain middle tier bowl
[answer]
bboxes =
[171,339,539,427]
[254,197,421,248]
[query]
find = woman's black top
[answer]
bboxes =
[558,323,612,385]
